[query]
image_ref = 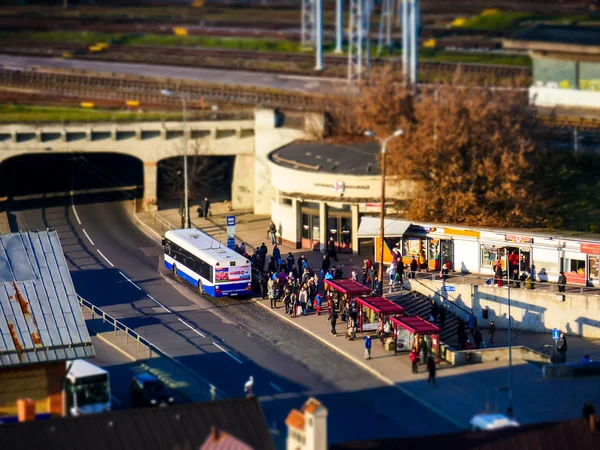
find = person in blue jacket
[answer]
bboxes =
[364,336,372,360]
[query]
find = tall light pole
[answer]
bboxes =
[161,89,190,229]
[507,270,514,416]
[365,129,403,292]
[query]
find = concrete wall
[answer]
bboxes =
[254,109,307,215]
[270,163,410,200]
[446,345,551,366]
[0,121,255,164]
[271,199,301,247]
[414,279,600,338]
[529,86,600,109]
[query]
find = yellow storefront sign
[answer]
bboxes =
[443,228,480,238]
[126,100,140,107]
[80,102,95,108]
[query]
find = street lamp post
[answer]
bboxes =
[364,130,404,292]
[161,89,190,229]
[507,273,514,416]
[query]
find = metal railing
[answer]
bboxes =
[410,270,600,296]
[79,295,226,402]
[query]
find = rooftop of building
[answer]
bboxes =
[0,397,274,450]
[0,231,93,367]
[504,24,600,54]
[331,417,600,450]
[270,140,381,175]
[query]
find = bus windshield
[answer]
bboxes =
[74,374,110,407]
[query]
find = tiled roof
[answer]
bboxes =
[302,398,324,415]
[0,397,275,450]
[285,409,305,431]
[0,231,93,367]
[201,428,254,450]
[331,418,600,450]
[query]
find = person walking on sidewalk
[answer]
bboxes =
[427,356,436,386]
[410,349,419,373]
[268,221,277,245]
[410,257,418,279]
[488,321,496,346]
[420,337,428,364]
[315,293,322,316]
[202,197,210,219]
[328,237,338,262]
[262,272,270,301]
[558,271,567,293]
[473,327,483,349]
[328,308,338,336]
[364,335,372,360]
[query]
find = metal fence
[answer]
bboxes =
[409,271,600,296]
[79,295,227,402]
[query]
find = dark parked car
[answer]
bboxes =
[130,373,174,407]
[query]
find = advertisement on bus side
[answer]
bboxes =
[215,266,251,282]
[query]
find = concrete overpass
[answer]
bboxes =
[0,109,323,213]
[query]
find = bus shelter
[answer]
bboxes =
[391,315,441,357]
[355,296,404,343]
[324,278,372,314]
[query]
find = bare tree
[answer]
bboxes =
[159,137,232,208]
[322,66,555,228]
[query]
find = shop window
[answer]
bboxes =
[588,256,599,280]
[302,214,311,240]
[428,239,440,261]
[403,238,422,257]
[279,197,293,206]
[563,258,586,274]
[481,246,506,269]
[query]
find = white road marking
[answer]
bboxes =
[178,317,206,337]
[212,342,243,364]
[270,382,283,393]
[119,271,141,290]
[97,249,114,267]
[147,294,172,314]
[70,192,82,225]
[111,395,122,405]
[82,229,95,246]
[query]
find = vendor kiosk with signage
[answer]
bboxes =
[391,315,441,358]
[355,296,404,344]
[323,278,372,314]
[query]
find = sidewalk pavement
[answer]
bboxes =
[141,205,600,426]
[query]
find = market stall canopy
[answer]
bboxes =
[356,296,405,315]
[391,315,441,335]
[357,217,412,238]
[324,278,372,295]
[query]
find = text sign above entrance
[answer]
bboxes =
[505,234,533,244]
[581,242,600,255]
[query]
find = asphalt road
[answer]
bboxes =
[7,163,458,444]
[0,54,339,93]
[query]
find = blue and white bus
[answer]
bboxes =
[162,228,252,297]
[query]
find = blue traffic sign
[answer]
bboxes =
[227,237,236,250]
[226,216,236,226]
[552,328,560,341]
[443,285,456,292]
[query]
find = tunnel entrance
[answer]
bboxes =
[0,153,144,203]
[157,156,234,208]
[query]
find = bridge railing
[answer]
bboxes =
[79,295,227,402]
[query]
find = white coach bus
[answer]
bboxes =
[162,228,252,297]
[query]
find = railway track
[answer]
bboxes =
[0,68,598,131]
[0,68,323,112]
[0,40,532,82]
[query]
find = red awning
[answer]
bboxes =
[391,316,441,335]
[355,296,404,315]
[324,278,372,295]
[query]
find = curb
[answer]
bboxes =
[131,208,463,429]
[255,300,464,430]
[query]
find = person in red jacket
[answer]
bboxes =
[410,349,419,374]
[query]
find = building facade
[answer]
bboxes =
[358,217,600,287]
[269,140,415,254]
